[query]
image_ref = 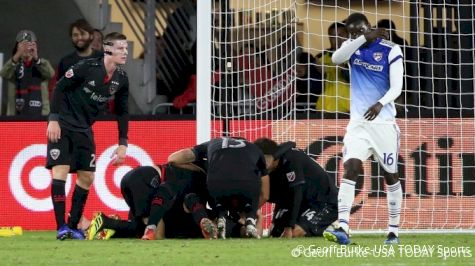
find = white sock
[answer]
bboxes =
[338,178,356,233]
[145,224,157,231]
[387,181,402,237]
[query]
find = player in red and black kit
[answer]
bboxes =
[168,137,270,239]
[87,163,216,240]
[254,138,339,238]
[46,32,129,240]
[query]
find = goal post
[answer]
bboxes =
[200,0,475,233]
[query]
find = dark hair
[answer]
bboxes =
[377,19,396,30]
[69,19,94,36]
[297,52,316,64]
[345,13,369,28]
[328,22,346,34]
[254,138,278,155]
[103,32,127,45]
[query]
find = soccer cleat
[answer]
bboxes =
[200,218,217,239]
[216,217,226,239]
[245,224,260,239]
[70,228,85,240]
[141,228,156,240]
[94,229,116,240]
[323,228,350,245]
[87,212,106,240]
[56,224,71,240]
[384,232,400,244]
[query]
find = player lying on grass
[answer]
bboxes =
[168,137,270,239]
[86,163,217,240]
[254,138,339,238]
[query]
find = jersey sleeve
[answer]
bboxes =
[49,62,87,121]
[115,76,129,146]
[378,45,404,106]
[332,36,366,65]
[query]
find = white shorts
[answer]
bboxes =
[343,120,400,173]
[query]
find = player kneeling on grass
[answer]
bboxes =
[86,164,217,240]
[168,137,270,239]
[254,138,339,238]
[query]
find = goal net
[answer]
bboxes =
[209,0,475,232]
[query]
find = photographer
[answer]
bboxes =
[0,30,54,116]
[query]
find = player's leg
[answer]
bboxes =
[324,122,371,244]
[296,202,338,237]
[142,184,176,240]
[67,131,96,240]
[269,205,289,237]
[46,129,72,240]
[240,180,261,239]
[183,193,217,239]
[371,123,402,244]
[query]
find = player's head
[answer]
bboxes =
[254,138,279,171]
[91,29,104,52]
[103,32,128,65]
[69,19,94,52]
[345,13,371,39]
[328,22,347,49]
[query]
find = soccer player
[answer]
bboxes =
[168,137,270,239]
[46,32,129,240]
[254,138,338,238]
[323,13,404,245]
[87,164,216,240]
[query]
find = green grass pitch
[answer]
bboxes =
[0,232,474,265]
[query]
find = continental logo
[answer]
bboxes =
[353,58,384,72]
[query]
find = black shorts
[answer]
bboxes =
[46,128,95,173]
[207,178,261,213]
[120,166,160,220]
[272,202,337,237]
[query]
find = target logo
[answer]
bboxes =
[8,144,153,212]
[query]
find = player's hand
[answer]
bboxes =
[364,28,389,43]
[111,145,127,165]
[364,102,384,121]
[13,41,29,63]
[282,227,293,238]
[29,42,38,61]
[47,121,61,143]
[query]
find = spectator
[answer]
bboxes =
[0,30,54,116]
[91,29,104,52]
[295,52,323,107]
[316,22,350,113]
[377,19,408,47]
[57,19,103,80]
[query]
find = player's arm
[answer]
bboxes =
[364,45,404,120]
[169,141,209,165]
[332,36,366,64]
[168,148,197,164]
[112,76,129,165]
[47,63,86,143]
[284,163,306,238]
[257,152,270,207]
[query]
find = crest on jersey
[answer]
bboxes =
[373,52,383,62]
[15,99,25,111]
[65,69,74,78]
[50,149,60,160]
[109,80,119,95]
[286,171,296,182]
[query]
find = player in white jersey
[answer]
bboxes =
[323,13,404,245]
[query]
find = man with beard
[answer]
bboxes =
[57,19,103,80]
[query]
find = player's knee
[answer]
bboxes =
[77,171,95,188]
[344,159,362,180]
[384,173,399,185]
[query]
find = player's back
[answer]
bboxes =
[281,149,338,205]
[206,138,266,182]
